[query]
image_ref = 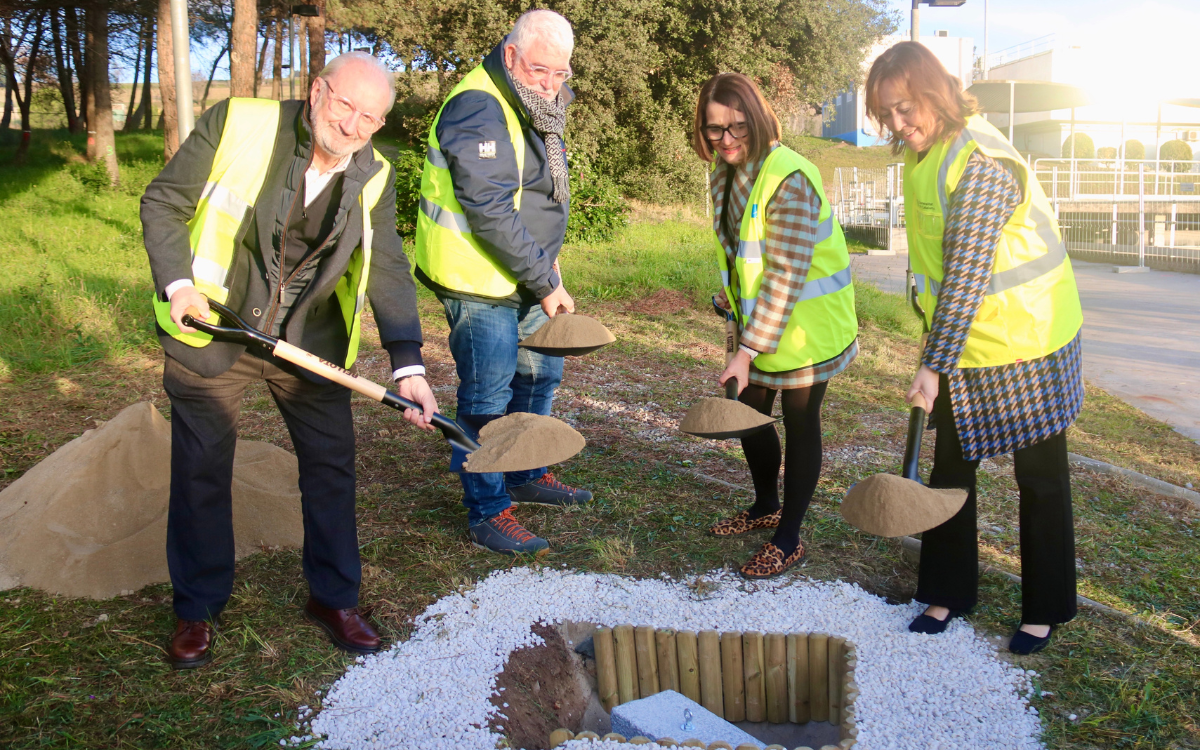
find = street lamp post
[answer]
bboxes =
[911,0,967,42]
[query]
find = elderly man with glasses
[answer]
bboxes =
[415,9,592,556]
[141,51,437,669]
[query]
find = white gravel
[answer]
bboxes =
[308,567,1042,750]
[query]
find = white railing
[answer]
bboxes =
[986,34,1056,70]
[830,164,906,251]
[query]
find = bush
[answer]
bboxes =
[1097,146,1117,160]
[565,162,630,243]
[1123,139,1145,161]
[68,158,114,194]
[1061,133,1094,159]
[1159,139,1194,172]
[391,147,425,238]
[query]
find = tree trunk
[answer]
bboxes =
[139,19,153,129]
[65,6,87,130]
[156,0,178,159]
[307,0,326,79]
[15,14,46,159]
[297,17,308,95]
[200,45,228,112]
[229,0,257,97]
[51,10,81,132]
[271,19,282,100]
[123,19,144,131]
[1,17,14,132]
[86,5,119,185]
[254,30,269,97]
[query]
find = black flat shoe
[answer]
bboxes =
[908,608,967,635]
[1009,625,1056,655]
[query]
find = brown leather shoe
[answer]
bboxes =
[168,619,216,670]
[304,597,383,654]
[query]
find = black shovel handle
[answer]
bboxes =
[901,392,929,482]
[181,300,481,453]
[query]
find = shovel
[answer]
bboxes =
[181,299,483,454]
[840,380,968,536]
[678,299,777,439]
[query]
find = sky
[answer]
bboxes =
[886,0,1200,101]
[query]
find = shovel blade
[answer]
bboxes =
[841,473,968,538]
[463,413,586,474]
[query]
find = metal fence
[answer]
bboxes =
[1033,159,1200,270]
[829,164,905,251]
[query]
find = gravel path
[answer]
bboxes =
[305,568,1042,750]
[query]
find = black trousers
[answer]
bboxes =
[163,351,360,622]
[915,374,1078,625]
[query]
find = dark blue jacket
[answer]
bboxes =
[415,40,571,307]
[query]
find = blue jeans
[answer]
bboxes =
[443,298,564,525]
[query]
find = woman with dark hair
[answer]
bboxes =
[864,41,1084,654]
[692,72,858,579]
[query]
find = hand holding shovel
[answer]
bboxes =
[182,299,585,473]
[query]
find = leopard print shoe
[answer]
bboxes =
[709,508,782,537]
[739,540,806,580]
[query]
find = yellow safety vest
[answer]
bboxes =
[716,145,858,372]
[415,64,526,298]
[905,115,1082,368]
[151,98,391,368]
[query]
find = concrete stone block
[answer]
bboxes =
[610,690,763,749]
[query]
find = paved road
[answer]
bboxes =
[850,253,1200,441]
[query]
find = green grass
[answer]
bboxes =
[0,130,164,376]
[1,129,1199,749]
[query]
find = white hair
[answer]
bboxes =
[508,9,574,55]
[318,52,397,111]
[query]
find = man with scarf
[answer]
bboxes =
[415,9,591,556]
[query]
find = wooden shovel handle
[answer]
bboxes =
[724,317,740,400]
[910,391,928,412]
[271,340,388,403]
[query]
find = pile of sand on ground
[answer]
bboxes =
[464,413,586,474]
[518,313,615,356]
[679,397,777,439]
[0,402,304,599]
[840,473,968,537]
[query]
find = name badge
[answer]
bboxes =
[751,204,759,218]
[479,141,497,159]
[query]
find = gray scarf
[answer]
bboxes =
[510,76,570,203]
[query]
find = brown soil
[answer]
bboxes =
[518,313,616,353]
[626,289,692,316]
[840,473,968,538]
[490,623,590,750]
[464,413,586,474]
[679,397,778,438]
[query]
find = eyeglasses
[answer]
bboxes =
[704,122,749,142]
[516,49,573,85]
[320,78,386,135]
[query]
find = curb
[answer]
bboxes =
[1067,452,1200,508]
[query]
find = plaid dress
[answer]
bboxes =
[923,151,1084,461]
[711,147,858,390]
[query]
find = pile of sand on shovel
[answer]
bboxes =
[0,402,304,599]
[840,473,968,538]
[679,397,777,439]
[463,413,585,473]
[517,314,615,356]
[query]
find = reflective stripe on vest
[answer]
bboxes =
[904,114,1083,368]
[415,64,527,298]
[715,145,858,372]
[151,98,391,368]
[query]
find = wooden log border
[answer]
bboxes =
[567,627,859,749]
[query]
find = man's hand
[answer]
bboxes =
[397,375,439,431]
[540,282,575,318]
[170,285,210,333]
[715,289,731,311]
[906,364,940,410]
[718,349,752,397]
